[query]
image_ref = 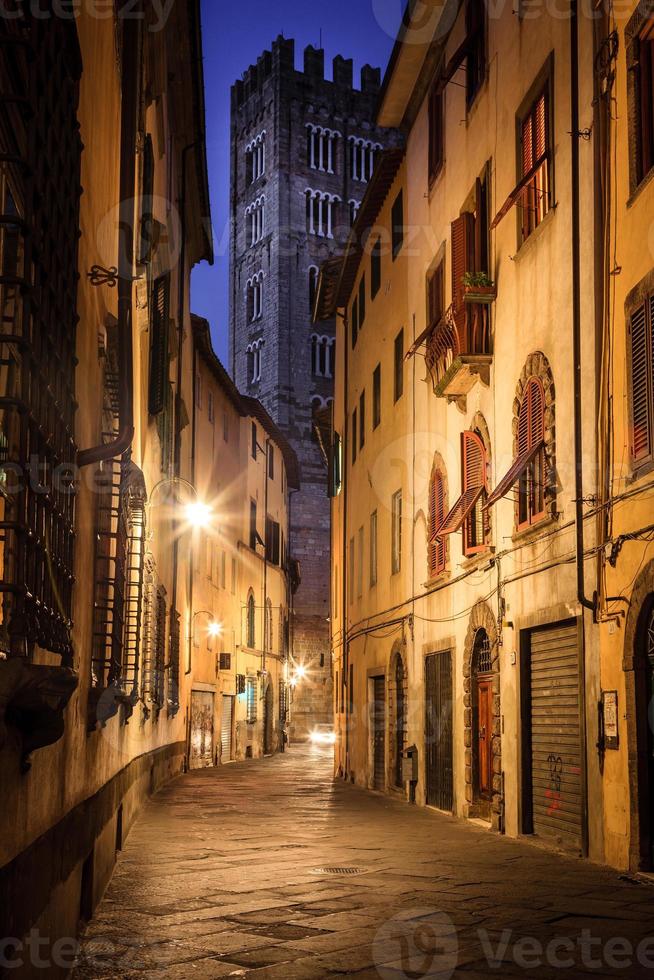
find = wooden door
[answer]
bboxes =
[372,676,386,790]
[476,678,492,798]
[190,691,214,769]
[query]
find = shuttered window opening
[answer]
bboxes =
[527,622,583,853]
[628,295,654,466]
[487,376,546,527]
[428,469,447,577]
[221,695,234,761]
[436,431,489,554]
[372,676,386,790]
[426,652,453,811]
[148,274,170,416]
[427,260,444,331]
[519,89,550,242]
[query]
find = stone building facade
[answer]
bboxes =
[229,38,396,735]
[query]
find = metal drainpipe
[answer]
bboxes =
[170,142,197,683]
[77,14,138,468]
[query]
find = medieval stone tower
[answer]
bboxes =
[229,37,392,736]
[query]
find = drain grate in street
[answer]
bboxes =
[312,866,366,875]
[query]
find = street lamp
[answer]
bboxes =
[190,609,222,645]
[147,476,213,529]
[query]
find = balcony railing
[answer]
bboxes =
[425,299,493,401]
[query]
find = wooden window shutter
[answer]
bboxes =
[451,212,475,332]
[629,301,653,462]
[429,470,446,576]
[462,430,486,491]
[148,274,170,416]
[428,261,444,328]
[534,91,548,161]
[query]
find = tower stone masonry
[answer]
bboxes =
[229,37,397,736]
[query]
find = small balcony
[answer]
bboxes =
[425,295,493,402]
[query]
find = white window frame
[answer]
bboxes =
[305,188,340,239]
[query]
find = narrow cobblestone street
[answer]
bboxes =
[74,747,654,979]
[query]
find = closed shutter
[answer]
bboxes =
[529,621,582,852]
[372,676,386,790]
[221,695,234,761]
[425,652,453,811]
[451,212,475,335]
[429,470,446,576]
[629,301,653,463]
[149,275,170,415]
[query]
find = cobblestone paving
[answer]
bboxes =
[74,745,654,979]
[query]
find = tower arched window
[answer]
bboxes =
[349,199,361,226]
[247,271,264,321]
[246,339,264,385]
[246,130,266,184]
[245,196,265,247]
[306,125,341,174]
[311,335,335,379]
[348,137,382,182]
[308,265,319,310]
[305,189,340,239]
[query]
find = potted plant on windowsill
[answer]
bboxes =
[462,271,496,303]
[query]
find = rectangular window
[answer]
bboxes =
[359,390,366,450]
[429,84,444,182]
[358,274,366,328]
[372,364,381,429]
[629,16,654,188]
[250,499,258,550]
[349,537,355,604]
[149,274,170,416]
[466,0,486,107]
[394,329,404,402]
[266,516,281,565]
[391,490,402,574]
[268,443,275,480]
[518,86,551,243]
[246,677,257,723]
[351,296,359,349]
[628,293,654,465]
[370,510,378,587]
[357,526,364,598]
[392,191,404,259]
[351,408,358,464]
[251,421,257,459]
[371,237,382,298]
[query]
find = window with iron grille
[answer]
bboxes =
[142,563,166,710]
[0,11,82,661]
[628,292,654,468]
[246,676,257,723]
[219,652,232,671]
[627,9,654,191]
[169,608,181,709]
[236,673,246,695]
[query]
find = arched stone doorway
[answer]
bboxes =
[463,601,502,829]
[623,558,654,870]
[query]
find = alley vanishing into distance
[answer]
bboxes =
[73,747,654,980]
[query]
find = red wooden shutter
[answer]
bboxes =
[520,377,545,450]
[630,302,652,462]
[451,212,474,337]
[534,91,548,160]
[463,430,486,491]
[429,470,446,576]
[521,111,534,177]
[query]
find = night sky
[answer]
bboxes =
[191,0,400,363]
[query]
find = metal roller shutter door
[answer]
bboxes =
[221,695,234,761]
[530,621,582,851]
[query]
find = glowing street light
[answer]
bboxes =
[207,620,223,638]
[184,500,213,529]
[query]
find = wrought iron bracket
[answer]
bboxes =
[87,265,118,288]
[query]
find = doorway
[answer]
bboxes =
[472,629,493,818]
[263,680,274,755]
[372,675,386,791]
[635,597,654,869]
[393,656,407,788]
[189,691,214,769]
[425,651,453,811]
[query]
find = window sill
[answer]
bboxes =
[424,568,450,589]
[510,512,559,545]
[626,458,654,485]
[460,547,495,573]
[627,165,654,208]
[511,204,557,261]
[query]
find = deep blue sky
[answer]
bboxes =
[191,0,401,363]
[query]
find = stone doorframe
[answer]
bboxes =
[622,557,654,871]
[463,600,503,831]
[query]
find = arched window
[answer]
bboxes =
[311,335,335,379]
[349,199,361,226]
[306,125,340,173]
[348,137,382,182]
[246,271,264,322]
[305,189,340,239]
[472,627,492,675]
[246,592,256,648]
[246,340,263,385]
[246,130,266,184]
[428,467,447,578]
[245,196,265,247]
[487,370,549,528]
[434,427,489,557]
